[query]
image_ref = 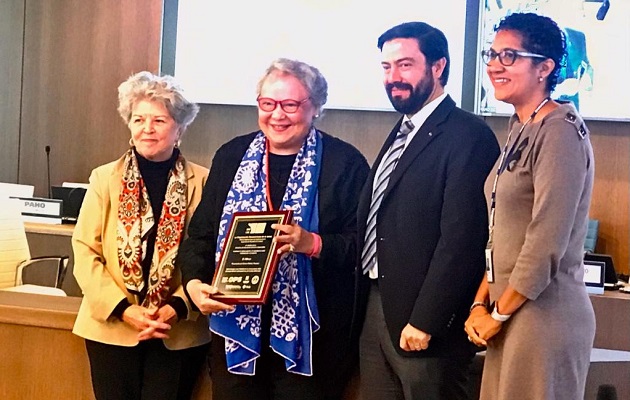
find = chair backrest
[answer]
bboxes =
[0,197,31,288]
[584,218,599,253]
[17,256,69,289]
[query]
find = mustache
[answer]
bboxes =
[386,82,414,92]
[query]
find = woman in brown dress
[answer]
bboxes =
[464,13,595,400]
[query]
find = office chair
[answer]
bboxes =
[15,256,69,289]
[584,218,599,253]
[0,197,69,295]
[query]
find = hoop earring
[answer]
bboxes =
[129,138,134,147]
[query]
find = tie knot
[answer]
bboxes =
[399,120,414,136]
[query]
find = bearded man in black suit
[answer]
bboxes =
[355,21,500,400]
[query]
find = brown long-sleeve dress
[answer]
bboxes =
[481,103,596,400]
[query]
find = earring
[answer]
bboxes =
[129,138,134,147]
[538,77,544,82]
[174,140,181,149]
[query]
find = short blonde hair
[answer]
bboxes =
[117,71,199,132]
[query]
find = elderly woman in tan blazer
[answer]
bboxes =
[72,71,212,400]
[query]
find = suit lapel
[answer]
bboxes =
[382,96,456,201]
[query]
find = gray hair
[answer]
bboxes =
[256,58,328,118]
[117,71,199,132]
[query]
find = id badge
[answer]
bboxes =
[485,247,495,283]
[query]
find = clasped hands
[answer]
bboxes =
[122,304,177,341]
[464,307,503,347]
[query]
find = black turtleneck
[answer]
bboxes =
[135,148,179,279]
[134,149,179,225]
[268,152,297,209]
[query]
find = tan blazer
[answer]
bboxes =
[72,154,210,350]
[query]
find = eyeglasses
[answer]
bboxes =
[256,97,310,113]
[481,48,547,66]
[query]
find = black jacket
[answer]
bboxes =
[355,96,500,358]
[177,130,369,383]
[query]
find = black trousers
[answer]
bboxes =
[210,334,324,400]
[85,339,209,400]
[359,283,472,400]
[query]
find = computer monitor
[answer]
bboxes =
[51,186,86,223]
[584,252,618,285]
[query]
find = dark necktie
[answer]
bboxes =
[361,120,415,275]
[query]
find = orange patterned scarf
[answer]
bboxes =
[117,149,187,308]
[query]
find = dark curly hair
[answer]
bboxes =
[496,12,566,92]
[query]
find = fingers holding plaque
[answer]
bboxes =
[211,210,293,304]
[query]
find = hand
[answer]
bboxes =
[186,279,235,315]
[464,306,502,347]
[272,221,314,255]
[154,304,178,325]
[399,323,432,352]
[122,305,171,341]
[137,304,178,341]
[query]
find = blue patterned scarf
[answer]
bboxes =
[211,129,321,376]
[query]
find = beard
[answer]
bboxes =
[386,69,435,115]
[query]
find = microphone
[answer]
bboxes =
[45,145,52,198]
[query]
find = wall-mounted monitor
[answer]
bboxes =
[476,0,630,121]
[162,0,476,112]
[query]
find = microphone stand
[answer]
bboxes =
[45,145,52,198]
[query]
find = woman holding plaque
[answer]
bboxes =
[463,13,595,399]
[72,71,212,399]
[177,58,369,400]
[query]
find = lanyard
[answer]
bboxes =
[487,97,550,245]
[264,140,275,211]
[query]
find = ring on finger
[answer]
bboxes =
[467,335,473,342]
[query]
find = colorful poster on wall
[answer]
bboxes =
[477,0,630,121]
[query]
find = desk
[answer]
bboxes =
[23,222,74,237]
[0,291,92,399]
[0,291,212,400]
[24,222,81,297]
[584,291,630,400]
[590,290,630,351]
